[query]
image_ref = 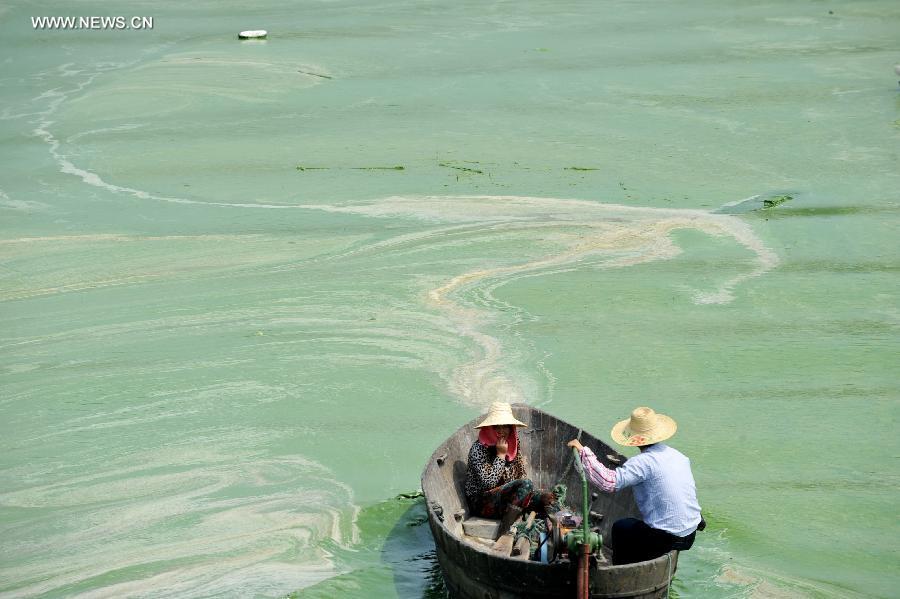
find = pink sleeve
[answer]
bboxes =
[580,447,617,493]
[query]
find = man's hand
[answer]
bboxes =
[567,439,584,452]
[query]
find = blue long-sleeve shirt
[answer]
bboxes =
[581,443,701,537]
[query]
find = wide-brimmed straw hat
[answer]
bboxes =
[610,407,677,447]
[474,402,527,429]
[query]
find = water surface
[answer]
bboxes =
[1,0,898,597]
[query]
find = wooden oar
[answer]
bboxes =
[491,518,521,554]
[511,511,538,560]
[524,510,536,528]
[512,536,531,560]
[492,510,536,556]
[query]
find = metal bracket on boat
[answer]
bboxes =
[453,510,465,522]
[435,452,448,466]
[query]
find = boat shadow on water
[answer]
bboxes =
[288,491,447,598]
[384,493,450,598]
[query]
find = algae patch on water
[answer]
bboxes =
[297,69,332,79]
[762,194,792,209]
[716,193,796,214]
[438,161,484,174]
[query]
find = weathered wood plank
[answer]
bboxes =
[512,536,531,560]
[462,517,501,540]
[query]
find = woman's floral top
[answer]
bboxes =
[464,441,527,502]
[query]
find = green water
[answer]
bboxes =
[1,0,898,597]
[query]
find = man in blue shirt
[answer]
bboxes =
[567,406,703,565]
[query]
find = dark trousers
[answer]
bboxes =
[611,517,696,565]
[472,479,557,519]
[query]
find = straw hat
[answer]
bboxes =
[610,407,677,447]
[474,402,527,429]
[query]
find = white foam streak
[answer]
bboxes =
[321,195,779,407]
[27,55,328,213]
[0,190,49,213]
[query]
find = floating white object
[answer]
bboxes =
[238,30,267,40]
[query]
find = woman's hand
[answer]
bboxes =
[496,437,509,459]
[567,439,583,452]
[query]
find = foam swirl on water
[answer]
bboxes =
[0,442,359,598]
[316,195,778,407]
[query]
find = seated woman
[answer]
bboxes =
[464,402,557,519]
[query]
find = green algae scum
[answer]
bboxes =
[1,0,898,597]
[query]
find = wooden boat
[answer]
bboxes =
[421,403,679,598]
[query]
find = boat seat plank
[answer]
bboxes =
[462,517,502,540]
